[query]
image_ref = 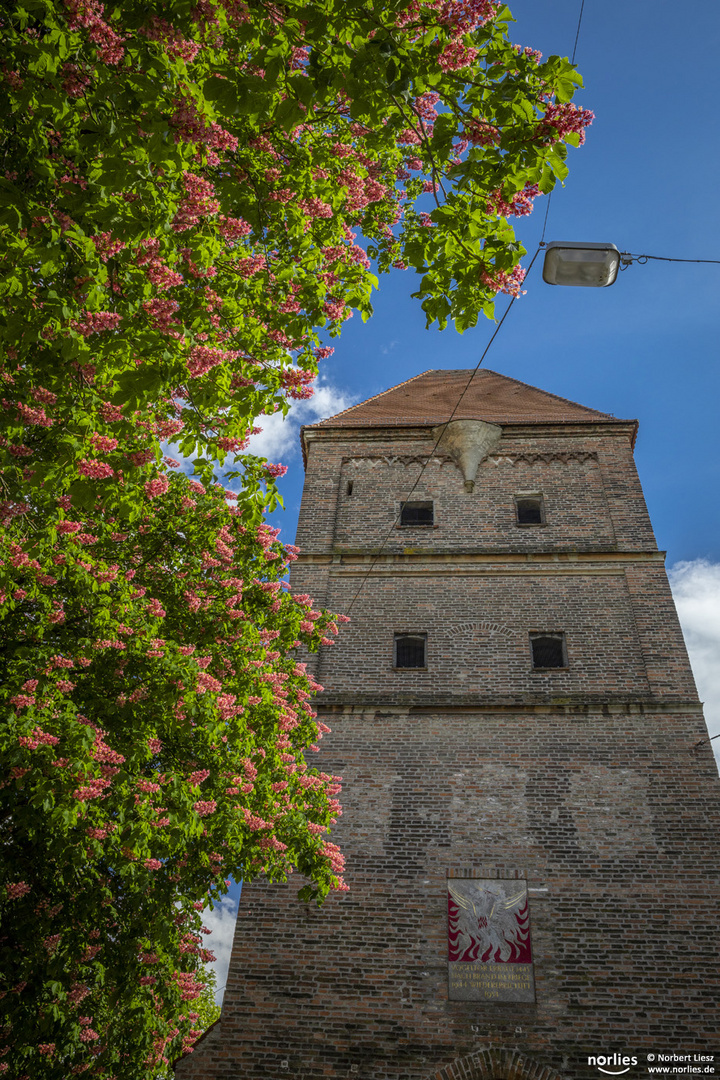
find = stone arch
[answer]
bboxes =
[451,620,515,640]
[432,1048,566,1080]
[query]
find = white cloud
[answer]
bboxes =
[201,894,240,1005]
[668,559,720,764]
[161,377,355,478]
[380,339,400,356]
[246,377,355,463]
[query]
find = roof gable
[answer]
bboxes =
[308,369,624,428]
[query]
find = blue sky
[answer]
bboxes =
[259,0,720,566]
[205,0,720,997]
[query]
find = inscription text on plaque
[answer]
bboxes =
[447,878,535,1003]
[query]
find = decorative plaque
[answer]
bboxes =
[447,878,535,1002]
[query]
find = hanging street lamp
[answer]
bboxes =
[542,241,622,287]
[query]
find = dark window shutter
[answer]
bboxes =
[530,634,566,668]
[516,497,544,525]
[400,501,433,526]
[395,635,427,668]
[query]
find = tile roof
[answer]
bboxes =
[307,369,627,429]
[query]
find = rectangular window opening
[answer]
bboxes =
[394,634,427,669]
[400,501,433,527]
[516,496,545,526]
[530,632,567,669]
[346,480,354,496]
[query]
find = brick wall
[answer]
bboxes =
[176,408,720,1080]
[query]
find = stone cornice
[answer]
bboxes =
[313,695,703,715]
[295,549,666,572]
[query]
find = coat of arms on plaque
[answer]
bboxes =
[447,878,535,1002]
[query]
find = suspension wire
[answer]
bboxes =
[539,191,552,246]
[694,732,720,748]
[624,253,720,266]
[340,3,587,615]
[571,0,586,64]
[537,0,586,252]
[343,245,544,616]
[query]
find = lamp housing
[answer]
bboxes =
[542,242,621,287]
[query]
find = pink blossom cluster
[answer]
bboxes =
[64,0,125,64]
[234,253,265,278]
[143,297,181,334]
[6,881,31,900]
[437,41,479,71]
[144,475,169,499]
[538,101,595,145]
[264,462,288,478]
[126,449,155,466]
[513,44,542,63]
[19,727,60,749]
[187,343,240,378]
[193,800,217,816]
[481,263,527,297]
[216,693,244,719]
[170,96,238,161]
[140,16,201,63]
[435,0,499,34]
[9,443,33,458]
[278,367,313,401]
[136,779,161,794]
[217,215,252,241]
[172,172,220,232]
[48,602,66,624]
[464,119,500,146]
[320,839,345,875]
[259,835,287,853]
[71,310,122,336]
[242,808,270,831]
[31,385,57,406]
[173,971,205,1002]
[78,458,114,479]
[86,825,114,839]
[136,238,184,291]
[217,435,250,453]
[196,672,222,694]
[487,182,540,218]
[16,401,53,427]
[297,197,333,219]
[68,982,91,1006]
[73,776,111,801]
[49,656,75,669]
[323,298,350,322]
[92,232,126,261]
[90,432,118,453]
[99,401,124,421]
[413,90,440,128]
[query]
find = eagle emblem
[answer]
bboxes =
[448,880,532,964]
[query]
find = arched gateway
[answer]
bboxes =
[432,1048,565,1080]
[176,370,720,1080]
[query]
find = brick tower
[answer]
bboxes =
[177,369,720,1080]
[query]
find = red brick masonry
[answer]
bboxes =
[176,373,720,1080]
